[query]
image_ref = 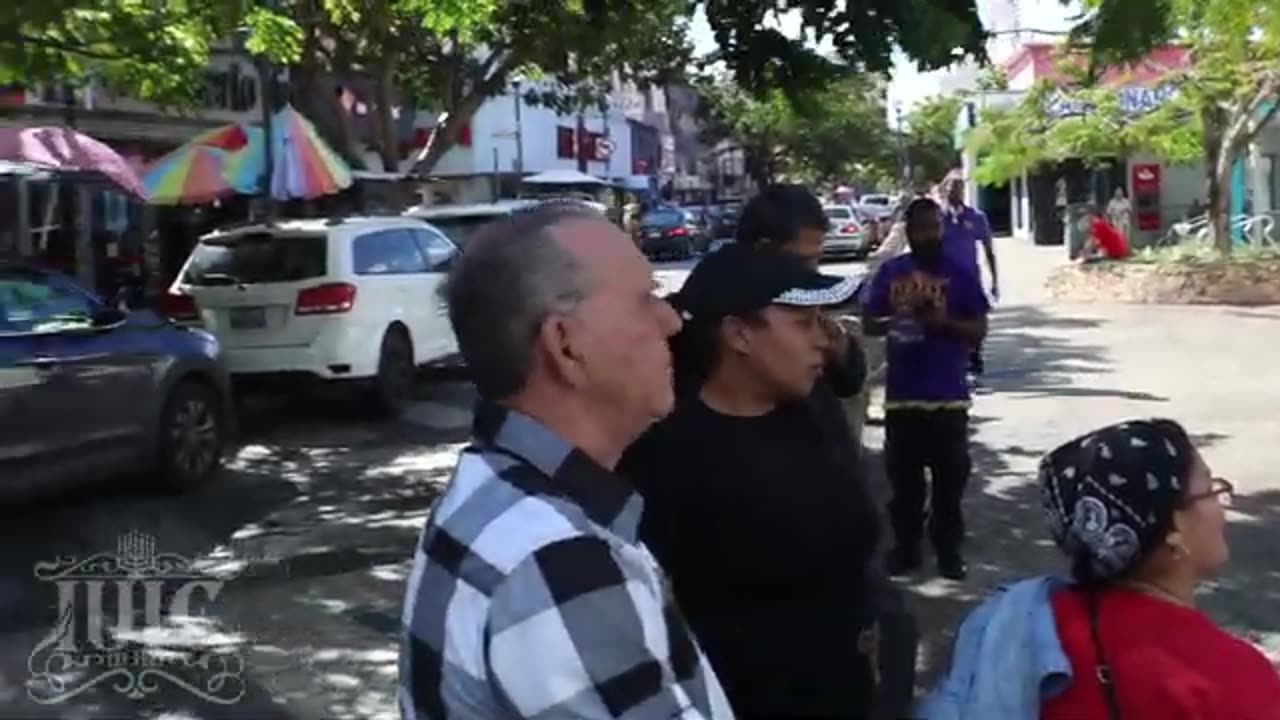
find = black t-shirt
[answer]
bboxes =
[619,394,881,711]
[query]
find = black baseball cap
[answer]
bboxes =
[668,243,858,323]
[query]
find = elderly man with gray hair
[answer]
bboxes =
[398,200,733,720]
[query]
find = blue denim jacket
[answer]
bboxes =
[918,576,1074,720]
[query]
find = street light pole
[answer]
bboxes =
[257,55,275,222]
[513,80,524,175]
[894,102,907,189]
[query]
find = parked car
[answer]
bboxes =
[637,207,696,260]
[708,199,745,240]
[164,216,460,415]
[822,205,872,259]
[857,194,896,222]
[676,206,714,253]
[403,199,536,249]
[0,262,233,499]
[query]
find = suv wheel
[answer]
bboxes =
[372,328,415,417]
[157,379,225,490]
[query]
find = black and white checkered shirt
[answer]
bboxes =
[399,401,733,719]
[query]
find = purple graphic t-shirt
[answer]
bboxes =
[943,205,991,277]
[866,254,990,405]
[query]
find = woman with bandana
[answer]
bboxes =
[923,419,1280,720]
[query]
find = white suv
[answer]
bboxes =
[165,216,459,414]
[404,199,536,248]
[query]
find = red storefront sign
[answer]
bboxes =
[1131,163,1162,231]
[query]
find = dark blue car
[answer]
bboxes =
[0,263,234,501]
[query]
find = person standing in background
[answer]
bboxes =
[727,185,868,439]
[863,196,990,581]
[942,177,998,378]
[1107,186,1133,241]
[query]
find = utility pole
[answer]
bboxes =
[62,82,93,290]
[257,55,275,222]
[576,109,588,174]
[894,102,908,190]
[253,0,278,222]
[512,80,524,175]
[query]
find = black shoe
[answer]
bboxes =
[885,547,922,577]
[937,554,969,581]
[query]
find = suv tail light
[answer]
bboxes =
[295,283,357,315]
[841,223,860,234]
[161,292,199,321]
[667,226,689,237]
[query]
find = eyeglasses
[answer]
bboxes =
[1182,477,1235,507]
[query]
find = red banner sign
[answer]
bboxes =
[1131,163,1162,231]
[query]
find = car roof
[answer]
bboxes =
[199,216,427,241]
[403,199,536,219]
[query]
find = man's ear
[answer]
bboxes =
[720,316,755,355]
[536,313,587,388]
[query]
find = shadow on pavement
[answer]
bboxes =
[979,304,1171,402]
[864,401,1275,710]
[859,302,1277,708]
[0,385,464,719]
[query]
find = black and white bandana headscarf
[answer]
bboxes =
[1039,419,1195,580]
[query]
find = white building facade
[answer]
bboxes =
[421,73,673,203]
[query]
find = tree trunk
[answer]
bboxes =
[1207,163,1233,254]
[371,56,400,172]
[291,18,366,170]
[413,90,489,175]
[1202,112,1234,255]
[744,145,773,189]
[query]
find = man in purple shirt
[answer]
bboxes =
[863,197,990,580]
[943,178,998,376]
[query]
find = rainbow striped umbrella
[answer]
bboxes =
[268,105,353,200]
[142,145,246,205]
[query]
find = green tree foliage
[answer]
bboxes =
[701,0,986,102]
[1059,0,1280,252]
[0,1,299,104]
[905,94,965,186]
[290,0,692,172]
[5,0,990,176]
[696,72,894,188]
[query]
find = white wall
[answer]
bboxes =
[1127,152,1203,245]
[427,86,633,180]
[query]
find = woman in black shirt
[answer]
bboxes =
[621,244,882,718]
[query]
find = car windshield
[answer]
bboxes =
[642,209,685,227]
[428,214,507,249]
[825,207,853,220]
[183,232,328,285]
[862,196,890,206]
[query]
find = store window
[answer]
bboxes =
[556,127,575,158]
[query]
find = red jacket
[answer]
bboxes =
[1091,217,1131,259]
[1043,588,1280,720]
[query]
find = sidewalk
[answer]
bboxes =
[868,236,1280,688]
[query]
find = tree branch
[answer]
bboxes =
[1,33,132,62]
[1242,78,1280,144]
[987,28,1072,37]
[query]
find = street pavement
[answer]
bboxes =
[2,245,1280,718]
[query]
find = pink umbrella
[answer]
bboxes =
[0,126,146,197]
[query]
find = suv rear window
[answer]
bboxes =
[825,207,852,219]
[429,214,506,249]
[184,232,327,285]
[642,209,685,227]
